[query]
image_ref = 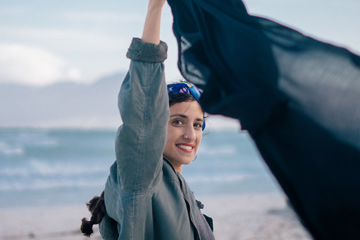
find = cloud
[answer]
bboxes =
[0,44,82,86]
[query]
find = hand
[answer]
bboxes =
[148,0,166,10]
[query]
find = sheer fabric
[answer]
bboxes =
[167,0,360,239]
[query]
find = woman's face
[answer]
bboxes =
[163,100,204,173]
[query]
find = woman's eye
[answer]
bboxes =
[172,119,183,126]
[194,122,202,129]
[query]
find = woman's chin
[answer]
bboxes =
[180,156,196,165]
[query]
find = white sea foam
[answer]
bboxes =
[0,160,107,177]
[17,131,48,138]
[0,167,29,177]
[31,139,58,147]
[30,160,106,176]
[0,178,105,191]
[0,142,24,156]
[17,132,58,147]
[0,131,58,157]
[198,145,237,155]
[186,174,248,184]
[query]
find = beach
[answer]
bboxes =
[201,194,312,240]
[0,193,312,240]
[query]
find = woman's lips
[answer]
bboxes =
[176,143,194,152]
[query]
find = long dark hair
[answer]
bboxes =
[80,191,106,236]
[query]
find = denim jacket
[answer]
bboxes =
[100,38,214,240]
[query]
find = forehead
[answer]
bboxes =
[169,101,203,118]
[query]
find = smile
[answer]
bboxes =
[176,144,194,152]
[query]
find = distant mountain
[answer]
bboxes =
[0,72,125,128]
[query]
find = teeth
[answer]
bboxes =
[177,145,192,150]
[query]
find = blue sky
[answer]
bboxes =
[1,0,359,86]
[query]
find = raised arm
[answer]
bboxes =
[142,0,166,44]
[114,0,168,193]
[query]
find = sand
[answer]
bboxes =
[200,193,312,240]
[0,193,312,240]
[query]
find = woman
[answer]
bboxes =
[81,0,215,239]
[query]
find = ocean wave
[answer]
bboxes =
[19,136,59,147]
[0,142,24,156]
[198,145,237,155]
[0,160,107,177]
[4,130,58,147]
[186,174,248,184]
[30,139,58,147]
[0,179,105,191]
[0,130,58,157]
[16,130,51,140]
[0,168,29,176]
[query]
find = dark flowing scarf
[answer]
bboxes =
[167,0,360,239]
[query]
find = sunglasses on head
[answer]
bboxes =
[167,82,206,131]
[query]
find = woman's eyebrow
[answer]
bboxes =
[170,114,204,121]
[170,114,187,118]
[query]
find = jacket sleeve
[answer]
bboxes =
[115,37,169,193]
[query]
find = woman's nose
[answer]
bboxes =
[184,125,196,140]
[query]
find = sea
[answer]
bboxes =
[0,128,281,209]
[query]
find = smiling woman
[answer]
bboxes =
[80,0,215,239]
[0,44,82,86]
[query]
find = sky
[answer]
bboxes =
[0,0,359,86]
